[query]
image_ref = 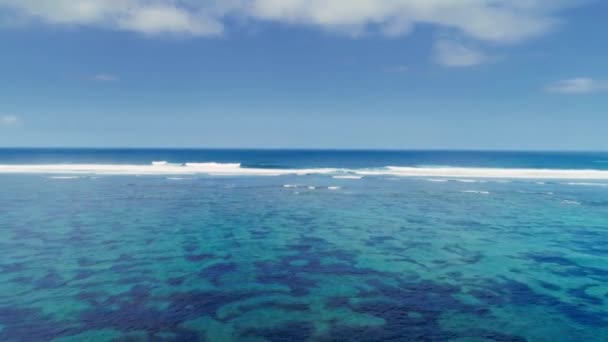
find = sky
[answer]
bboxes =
[0,0,607,150]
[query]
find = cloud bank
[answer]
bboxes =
[0,0,223,36]
[0,0,577,41]
[0,1,585,68]
[0,115,19,126]
[433,40,487,67]
[546,78,608,94]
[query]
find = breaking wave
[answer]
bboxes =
[1,163,608,180]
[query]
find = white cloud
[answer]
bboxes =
[0,0,223,36]
[116,5,222,36]
[92,74,120,82]
[0,0,580,41]
[245,0,563,43]
[0,115,19,126]
[546,78,608,94]
[433,40,487,67]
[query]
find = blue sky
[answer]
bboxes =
[0,0,607,150]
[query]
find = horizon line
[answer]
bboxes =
[0,147,607,153]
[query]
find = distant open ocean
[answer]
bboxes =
[1,149,607,341]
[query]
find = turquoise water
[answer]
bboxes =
[1,150,608,341]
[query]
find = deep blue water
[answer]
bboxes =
[1,148,608,170]
[1,149,607,341]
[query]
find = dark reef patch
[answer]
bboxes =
[34,271,66,289]
[325,297,350,309]
[0,307,81,342]
[317,278,487,340]
[526,252,608,281]
[75,289,273,338]
[537,280,561,291]
[167,276,186,286]
[443,244,484,264]
[255,236,388,297]
[310,277,529,342]
[185,253,216,262]
[479,278,608,327]
[220,300,309,322]
[568,285,604,306]
[73,269,97,281]
[365,235,396,247]
[199,262,238,285]
[241,321,314,342]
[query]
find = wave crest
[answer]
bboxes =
[1,163,608,180]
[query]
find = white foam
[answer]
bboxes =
[426,179,448,182]
[328,186,341,190]
[283,184,299,188]
[47,176,80,179]
[332,175,362,179]
[0,163,337,177]
[358,166,608,180]
[461,190,490,195]
[185,162,240,168]
[565,182,608,187]
[561,200,581,205]
[1,164,608,180]
[308,186,316,190]
[416,164,453,168]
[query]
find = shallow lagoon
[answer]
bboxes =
[1,174,607,341]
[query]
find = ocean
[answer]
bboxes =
[1,149,607,341]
